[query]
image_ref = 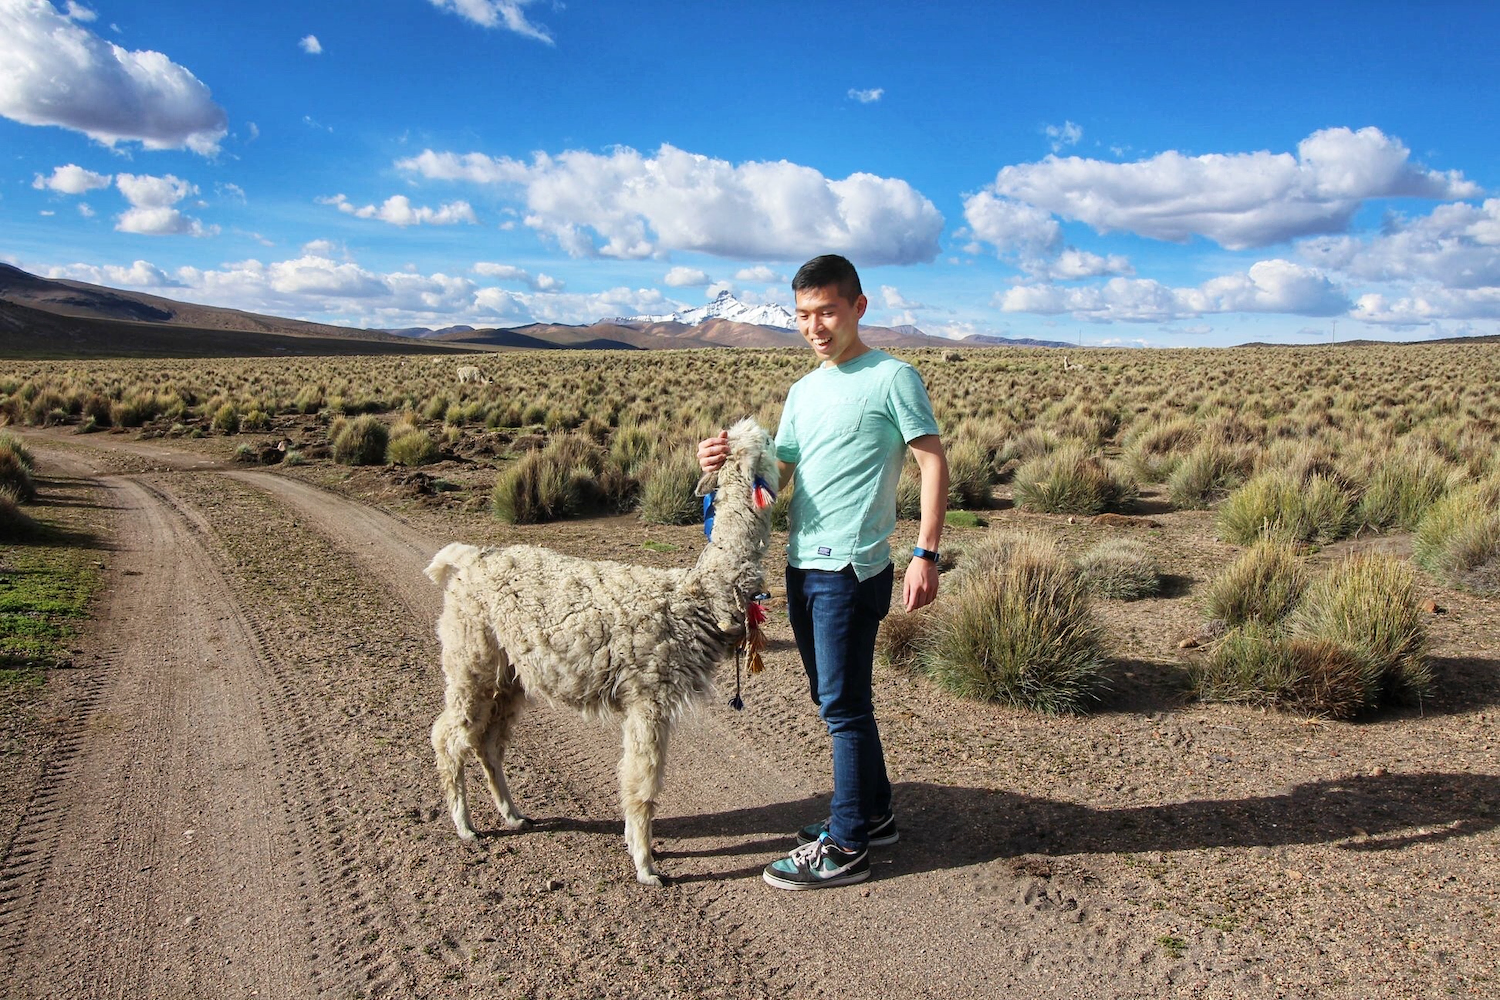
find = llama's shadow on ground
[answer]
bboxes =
[634,770,1500,882]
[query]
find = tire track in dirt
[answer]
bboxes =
[0,464,325,1000]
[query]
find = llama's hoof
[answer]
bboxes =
[455,826,478,842]
[503,815,533,831]
[636,870,665,887]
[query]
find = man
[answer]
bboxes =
[697,254,948,889]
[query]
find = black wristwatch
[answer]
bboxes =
[912,546,939,562]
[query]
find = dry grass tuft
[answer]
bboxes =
[1202,538,1307,626]
[919,540,1106,714]
[1076,537,1161,600]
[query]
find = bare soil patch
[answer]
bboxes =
[2,429,1497,999]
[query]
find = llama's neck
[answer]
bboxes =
[688,490,769,627]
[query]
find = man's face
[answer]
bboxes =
[794,285,867,365]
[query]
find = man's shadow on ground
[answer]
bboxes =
[616,770,1499,882]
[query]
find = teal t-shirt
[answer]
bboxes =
[775,349,940,580]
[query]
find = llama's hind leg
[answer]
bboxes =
[478,686,530,830]
[432,700,487,841]
[619,706,670,886]
[431,612,501,841]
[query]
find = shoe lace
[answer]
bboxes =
[787,836,827,869]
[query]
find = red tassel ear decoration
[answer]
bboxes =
[752,475,776,509]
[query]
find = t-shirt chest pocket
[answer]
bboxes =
[821,393,867,434]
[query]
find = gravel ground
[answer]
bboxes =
[1,428,1496,999]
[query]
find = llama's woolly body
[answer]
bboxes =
[425,417,778,885]
[426,546,730,721]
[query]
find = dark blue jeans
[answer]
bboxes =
[785,563,894,850]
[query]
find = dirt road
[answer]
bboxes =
[2,431,1497,999]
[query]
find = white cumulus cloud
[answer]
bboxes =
[319,193,477,227]
[399,143,944,265]
[880,285,924,310]
[734,265,783,283]
[973,127,1482,251]
[472,262,564,291]
[963,192,1061,256]
[999,260,1348,322]
[113,172,216,236]
[664,266,711,287]
[1300,198,1500,291]
[33,163,113,194]
[300,34,322,54]
[1033,248,1134,281]
[848,87,884,104]
[47,258,178,287]
[0,0,227,154]
[426,0,553,43]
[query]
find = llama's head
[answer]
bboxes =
[695,418,777,505]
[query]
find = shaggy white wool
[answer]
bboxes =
[426,417,778,885]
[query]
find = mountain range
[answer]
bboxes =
[0,263,1076,358]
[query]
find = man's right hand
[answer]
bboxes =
[696,430,729,473]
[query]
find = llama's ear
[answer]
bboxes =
[694,467,718,497]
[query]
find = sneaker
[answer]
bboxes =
[795,812,899,848]
[763,834,870,890]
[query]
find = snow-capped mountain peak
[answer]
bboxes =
[616,290,795,330]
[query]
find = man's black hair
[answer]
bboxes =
[792,254,863,305]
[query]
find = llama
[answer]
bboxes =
[456,365,487,384]
[425,418,779,885]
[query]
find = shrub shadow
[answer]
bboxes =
[1417,655,1500,714]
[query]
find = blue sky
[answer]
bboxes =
[3,0,1498,347]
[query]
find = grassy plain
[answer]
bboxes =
[2,341,1498,716]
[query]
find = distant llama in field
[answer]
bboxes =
[455,365,488,384]
[425,418,778,885]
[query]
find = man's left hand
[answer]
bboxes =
[902,556,939,612]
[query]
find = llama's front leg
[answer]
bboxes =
[432,707,478,840]
[620,707,670,886]
[479,692,530,830]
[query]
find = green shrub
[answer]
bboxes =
[1413,480,1500,594]
[896,462,922,519]
[0,441,36,502]
[770,481,793,532]
[1123,416,1196,483]
[947,529,1064,591]
[1167,440,1249,510]
[1288,553,1430,706]
[1189,623,1370,719]
[918,542,1105,714]
[946,437,993,509]
[877,609,927,673]
[1217,471,1354,544]
[332,415,390,465]
[493,434,613,524]
[1012,441,1136,515]
[211,402,240,435]
[387,425,438,466]
[1355,448,1454,533]
[0,432,34,471]
[638,450,704,526]
[609,422,657,478]
[0,485,33,537]
[1076,537,1161,600]
[1201,538,1307,626]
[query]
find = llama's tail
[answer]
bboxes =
[425,542,483,588]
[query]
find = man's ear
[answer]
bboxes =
[694,468,719,497]
[854,293,868,320]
